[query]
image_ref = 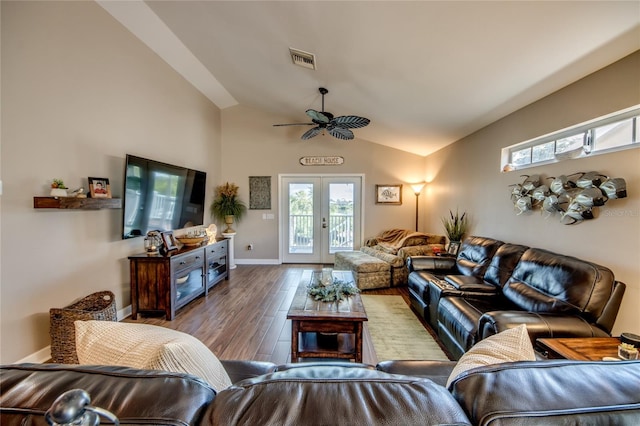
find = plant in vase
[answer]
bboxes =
[50,179,68,197]
[441,209,468,254]
[210,182,247,233]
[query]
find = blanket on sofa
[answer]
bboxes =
[366,229,434,253]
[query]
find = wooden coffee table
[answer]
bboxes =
[287,270,367,363]
[537,337,622,361]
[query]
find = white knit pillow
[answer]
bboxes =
[75,320,232,391]
[446,324,536,388]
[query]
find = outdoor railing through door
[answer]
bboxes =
[289,214,354,253]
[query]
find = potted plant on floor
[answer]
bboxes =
[441,209,468,255]
[210,182,247,233]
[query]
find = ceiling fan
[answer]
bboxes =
[273,87,370,140]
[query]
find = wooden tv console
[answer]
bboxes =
[129,239,228,320]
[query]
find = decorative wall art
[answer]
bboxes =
[509,171,627,225]
[249,176,271,210]
[376,184,403,205]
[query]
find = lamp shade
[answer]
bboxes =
[411,182,426,195]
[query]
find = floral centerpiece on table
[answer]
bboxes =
[307,272,359,303]
[210,182,247,233]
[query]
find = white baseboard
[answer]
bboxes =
[16,346,51,364]
[235,259,280,265]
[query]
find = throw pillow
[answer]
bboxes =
[75,320,232,391]
[445,324,536,388]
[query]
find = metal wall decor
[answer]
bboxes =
[509,171,627,225]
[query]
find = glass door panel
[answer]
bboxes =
[281,175,361,264]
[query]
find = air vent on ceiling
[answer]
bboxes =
[289,48,316,70]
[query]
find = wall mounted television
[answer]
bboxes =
[122,154,207,239]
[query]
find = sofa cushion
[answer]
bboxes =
[455,236,504,277]
[0,363,216,425]
[503,248,616,319]
[397,244,446,260]
[450,360,640,425]
[75,320,232,391]
[208,365,472,425]
[446,324,536,388]
[481,243,529,287]
[359,246,404,268]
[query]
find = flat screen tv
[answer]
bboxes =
[122,154,207,239]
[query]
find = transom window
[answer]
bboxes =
[502,106,640,172]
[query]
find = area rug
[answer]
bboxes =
[361,295,449,361]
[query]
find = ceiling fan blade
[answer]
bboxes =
[273,123,315,127]
[305,109,330,124]
[301,126,323,140]
[327,126,354,140]
[332,115,370,129]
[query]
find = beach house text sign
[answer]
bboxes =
[299,156,344,166]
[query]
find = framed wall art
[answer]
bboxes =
[88,177,112,198]
[249,176,271,210]
[376,184,403,205]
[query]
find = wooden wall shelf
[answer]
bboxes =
[33,196,122,210]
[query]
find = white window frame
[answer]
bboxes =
[501,105,640,172]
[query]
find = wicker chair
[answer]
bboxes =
[49,291,117,363]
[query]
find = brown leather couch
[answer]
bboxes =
[407,236,627,359]
[2,359,639,425]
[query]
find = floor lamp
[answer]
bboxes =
[411,182,426,232]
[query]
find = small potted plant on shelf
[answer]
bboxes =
[50,179,68,197]
[210,182,247,234]
[441,209,468,255]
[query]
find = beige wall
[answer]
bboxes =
[1,1,221,363]
[423,51,640,336]
[220,104,427,261]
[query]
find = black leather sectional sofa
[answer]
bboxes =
[407,236,626,359]
[2,360,639,425]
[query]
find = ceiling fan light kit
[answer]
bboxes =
[274,87,370,140]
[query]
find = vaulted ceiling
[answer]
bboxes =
[99,1,640,156]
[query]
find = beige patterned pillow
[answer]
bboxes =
[446,324,536,388]
[75,320,232,391]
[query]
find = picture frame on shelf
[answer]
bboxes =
[88,177,112,198]
[161,231,178,252]
[375,184,402,205]
[447,241,461,255]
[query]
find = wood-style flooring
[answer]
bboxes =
[124,264,441,365]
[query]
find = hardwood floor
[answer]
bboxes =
[124,264,441,365]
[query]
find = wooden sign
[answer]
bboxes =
[299,156,344,166]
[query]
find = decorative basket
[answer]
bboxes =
[49,291,117,364]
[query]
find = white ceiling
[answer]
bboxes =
[99,1,640,156]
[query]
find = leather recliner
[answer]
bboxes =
[2,360,639,425]
[407,236,626,359]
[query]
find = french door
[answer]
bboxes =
[280,175,363,264]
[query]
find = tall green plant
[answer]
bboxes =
[441,209,468,241]
[210,182,247,222]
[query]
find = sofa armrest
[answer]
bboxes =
[478,311,610,345]
[376,360,457,387]
[406,256,457,273]
[220,360,278,383]
[444,275,500,294]
[398,244,447,260]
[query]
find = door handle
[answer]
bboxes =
[322,218,327,229]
